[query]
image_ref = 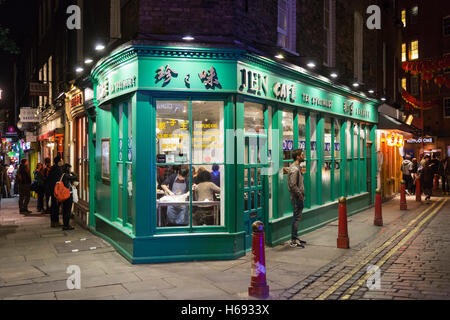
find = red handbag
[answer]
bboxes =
[54,174,70,202]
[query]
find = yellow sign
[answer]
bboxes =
[387,133,404,148]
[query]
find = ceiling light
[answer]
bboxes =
[330,72,338,78]
[368,89,375,94]
[182,36,195,41]
[275,54,284,59]
[84,58,93,64]
[353,82,359,88]
[381,97,387,101]
[75,67,84,73]
[95,44,105,51]
[307,62,316,68]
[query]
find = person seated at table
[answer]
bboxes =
[161,168,190,226]
[193,170,221,226]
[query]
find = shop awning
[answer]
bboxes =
[378,113,420,135]
[37,128,64,141]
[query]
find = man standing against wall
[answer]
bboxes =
[288,149,307,248]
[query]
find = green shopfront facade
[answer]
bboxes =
[90,43,379,263]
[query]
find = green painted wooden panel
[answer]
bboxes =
[95,107,112,221]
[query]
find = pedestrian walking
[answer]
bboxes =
[287,149,307,248]
[16,159,32,214]
[438,156,446,194]
[47,155,64,227]
[33,163,46,213]
[0,162,11,199]
[442,156,450,195]
[60,164,78,231]
[401,155,413,195]
[421,155,434,202]
[43,158,52,213]
[411,157,418,193]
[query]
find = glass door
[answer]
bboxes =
[243,102,268,249]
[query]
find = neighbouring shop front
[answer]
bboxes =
[90,43,379,263]
[65,84,90,227]
[37,110,65,163]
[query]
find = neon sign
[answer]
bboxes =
[387,133,404,147]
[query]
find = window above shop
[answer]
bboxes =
[277,0,297,54]
[444,97,450,118]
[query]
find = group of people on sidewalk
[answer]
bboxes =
[401,153,450,201]
[4,155,79,230]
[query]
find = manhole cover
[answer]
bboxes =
[54,238,107,254]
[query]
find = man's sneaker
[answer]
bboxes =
[290,240,305,248]
[294,237,307,244]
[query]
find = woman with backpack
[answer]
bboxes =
[59,163,78,231]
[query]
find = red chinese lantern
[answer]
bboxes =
[435,75,446,87]
[402,61,409,71]
[445,77,450,89]
[422,71,434,83]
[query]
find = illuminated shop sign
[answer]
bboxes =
[386,133,404,147]
[238,66,373,121]
[97,75,137,101]
[406,137,434,144]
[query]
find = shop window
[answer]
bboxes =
[345,121,352,196]
[402,78,407,90]
[282,110,294,166]
[323,117,332,204]
[310,113,318,206]
[75,116,89,203]
[116,101,134,227]
[360,125,366,192]
[298,112,306,151]
[244,102,265,134]
[334,119,341,199]
[353,123,359,192]
[156,100,225,228]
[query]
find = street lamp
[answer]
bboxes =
[0,89,3,100]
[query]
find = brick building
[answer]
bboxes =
[398,0,450,158]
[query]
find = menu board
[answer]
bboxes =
[101,138,111,182]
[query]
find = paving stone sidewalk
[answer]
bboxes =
[0,193,440,300]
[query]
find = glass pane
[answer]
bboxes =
[322,160,331,204]
[334,160,341,199]
[334,119,341,159]
[191,101,224,164]
[298,112,306,151]
[324,117,332,159]
[346,121,352,159]
[156,101,190,164]
[192,165,224,226]
[310,113,317,159]
[310,160,317,206]
[118,163,123,220]
[360,126,365,158]
[127,164,133,225]
[244,102,264,133]
[282,110,294,161]
[353,123,359,158]
[156,165,190,227]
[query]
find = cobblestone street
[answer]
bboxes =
[287,197,450,300]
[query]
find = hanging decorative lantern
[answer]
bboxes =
[445,77,450,89]
[435,75,446,87]
[422,71,434,83]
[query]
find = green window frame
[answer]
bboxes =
[154,97,228,234]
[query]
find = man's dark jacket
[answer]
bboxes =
[46,165,63,195]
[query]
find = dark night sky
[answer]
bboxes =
[0,0,36,115]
